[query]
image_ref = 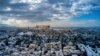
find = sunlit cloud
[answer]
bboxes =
[0,0,100,27]
[1,18,32,27]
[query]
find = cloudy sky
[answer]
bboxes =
[0,0,100,27]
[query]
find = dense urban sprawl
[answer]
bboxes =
[0,26,100,56]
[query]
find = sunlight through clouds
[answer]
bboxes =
[0,0,100,27]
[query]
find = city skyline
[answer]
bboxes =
[0,0,100,27]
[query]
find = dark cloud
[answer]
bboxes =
[0,0,100,22]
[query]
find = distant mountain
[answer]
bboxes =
[0,24,10,27]
[0,24,17,30]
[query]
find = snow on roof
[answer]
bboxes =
[17,32,24,36]
[25,31,33,36]
[77,44,85,52]
[72,54,78,56]
[17,31,33,36]
[85,45,98,56]
[96,48,100,53]
[12,52,19,56]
